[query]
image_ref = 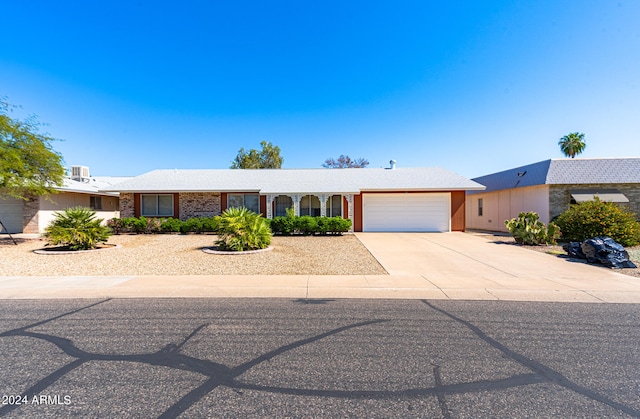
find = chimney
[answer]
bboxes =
[389,159,397,170]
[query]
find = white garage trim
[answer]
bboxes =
[363,193,451,232]
[0,196,24,234]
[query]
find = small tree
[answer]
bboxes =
[44,207,112,250]
[322,155,369,168]
[558,132,586,158]
[230,141,283,169]
[0,99,65,199]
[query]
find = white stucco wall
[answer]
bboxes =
[465,185,550,232]
[38,192,120,232]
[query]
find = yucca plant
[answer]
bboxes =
[44,207,112,250]
[214,207,271,251]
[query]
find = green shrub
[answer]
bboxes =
[326,216,351,234]
[182,217,204,234]
[130,216,147,234]
[160,218,183,233]
[270,214,351,235]
[201,217,219,233]
[314,217,330,235]
[117,217,136,233]
[505,211,560,245]
[554,198,640,246]
[44,207,111,250]
[106,218,124,234]
[297,216,318,235]
[145,217,162,234]
[270,215,297,235]
[214,207,272,251]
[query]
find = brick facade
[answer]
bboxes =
[549,183,640,220]
[23,196,40,234]
[178,192,221,220]
[119,193,135,218]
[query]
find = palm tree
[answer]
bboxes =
[44,207,111,250]
[558,132,586,158]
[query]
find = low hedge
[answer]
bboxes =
[107,216,219,234]
[269,215,351,235]
[107,214,352,236]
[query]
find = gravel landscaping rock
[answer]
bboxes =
[468,231,640,278]
[0,235,387,276]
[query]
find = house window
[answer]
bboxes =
[228,194,260,213]
[478,198,483,216]
[141,194,174,216]
[326,195,342,217]
[300,195,321,216]
[90,196,103,210]
[274,195,292,217]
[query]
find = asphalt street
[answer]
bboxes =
[0,298,639,418]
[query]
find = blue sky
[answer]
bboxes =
[2,1,639,178]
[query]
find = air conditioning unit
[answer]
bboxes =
[71,166,90,182]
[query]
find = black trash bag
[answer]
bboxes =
[580,237,637,269]
[563,242,586,259]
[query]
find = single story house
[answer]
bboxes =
[466,158,640,232]
[101,165,485,232]
[0,166,130,234]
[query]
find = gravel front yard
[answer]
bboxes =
[468,232,640,278]
[0,234,387,276]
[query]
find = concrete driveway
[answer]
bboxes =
[355,232,640,301]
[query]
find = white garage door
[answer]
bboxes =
[0,196,24,234]
[363,193,450,232]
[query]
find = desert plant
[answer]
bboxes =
[214,207,271,251]
[554,198,640,246]
[43,207,111,250]
[505,212,560,245]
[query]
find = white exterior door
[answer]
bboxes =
[0,196,24,233]
[363,193,450,232]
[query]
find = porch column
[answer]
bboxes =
[287,194,303,216]
[345,194,354,232]
[317,194,329,217]
[265,194,277,219]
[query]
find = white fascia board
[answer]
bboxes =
[258,189,361,194]
[359,186,485,192]
[55,187,120,197]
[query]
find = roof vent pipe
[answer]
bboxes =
[389,159,397,170]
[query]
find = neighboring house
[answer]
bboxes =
[466,158,640,232]
[0,166,131,234]
[101,165,485,232]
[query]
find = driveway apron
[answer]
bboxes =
[355,232,636,288]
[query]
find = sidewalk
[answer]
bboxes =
[1,273,640,302]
